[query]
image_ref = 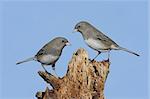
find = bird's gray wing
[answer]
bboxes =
[36,41,59,56]
[36,47,56,56]
[95,32,119,47]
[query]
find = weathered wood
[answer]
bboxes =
[36,48,110,99]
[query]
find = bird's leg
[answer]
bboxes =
[106,49,111,62]
[52,64,55,71]
[52,64,58,78]
[41,64,49,73]
[91,51,101,62]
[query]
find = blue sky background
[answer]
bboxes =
[0,1,149,99]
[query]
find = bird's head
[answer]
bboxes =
[73,21,92,34]
[54,37,71,47]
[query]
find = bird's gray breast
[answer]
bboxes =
[38,54,59,65]
[85,38,109,51]
[36,47,61,65]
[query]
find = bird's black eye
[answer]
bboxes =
[77,25,81,28]
[62,40,65,43]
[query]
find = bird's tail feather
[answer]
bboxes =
[16,57,36,65]
[117,46,140,56]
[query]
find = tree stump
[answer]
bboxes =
[36,48,110,99]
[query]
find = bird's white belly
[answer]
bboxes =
[85,39,106,50]
[40,54,58,64]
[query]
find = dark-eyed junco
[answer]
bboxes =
[16,37,70,75]
[73,21,139,61]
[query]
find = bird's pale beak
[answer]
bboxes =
[66,42,71,46]
[72,29,78,33]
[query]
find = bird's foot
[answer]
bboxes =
[45,70,51,75]
[89,58,95,62]
[45,70,59,78]
[53,72,59,78]
[104,58,109,62]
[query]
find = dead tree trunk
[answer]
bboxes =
[36,48,110,99]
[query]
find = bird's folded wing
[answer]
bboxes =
[36,47,57,56]
[96,33,119,47]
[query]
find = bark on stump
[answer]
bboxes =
[36,48,110,99]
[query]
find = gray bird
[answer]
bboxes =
[73,21,139,61]
[16,37,70,74]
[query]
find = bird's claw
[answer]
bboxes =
[105,58,109,62]
[89,58,95,62]
[45,70,51,75]
[91,59,95,62]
